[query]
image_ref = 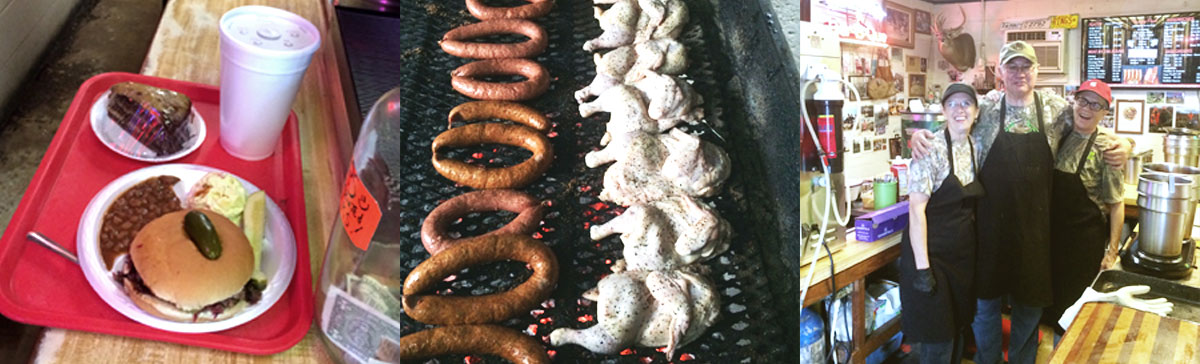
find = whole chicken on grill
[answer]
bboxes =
[580,78,703,143]
[576,39,689,103]
[591,195,730,272]
[589,129,730,205]
[584,0,689,51]
[584,0,639,52]
[579,85,680,146]
[631,71,703,125]
[634,0,688,41]
[548,269,719,358]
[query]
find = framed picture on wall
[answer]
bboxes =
[1147,92,1165,104]
[908,74,926,98]
[883,1,915,49]
[1167,92,1186,104]
[1149,106,1174,132]
[1178,110,1200,130]
[914,10,932,35]
[905,55,924,73]
[1115,99,1144,134]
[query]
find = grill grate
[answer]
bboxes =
[336,0,789,362]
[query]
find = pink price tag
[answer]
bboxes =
[340,166,382,250]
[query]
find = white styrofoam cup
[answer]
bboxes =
[218,6,320,160]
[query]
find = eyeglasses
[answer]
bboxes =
[1074,97,1108,112]
[943,100,976,109]
[1002,63,1038,74]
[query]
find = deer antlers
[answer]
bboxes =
[933,5,966,40]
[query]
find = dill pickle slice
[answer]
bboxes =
[184,210,222,259]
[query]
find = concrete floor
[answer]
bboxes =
[0,0,161,361]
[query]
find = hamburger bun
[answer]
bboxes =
[129,209,254,312]
[123,279,249,323]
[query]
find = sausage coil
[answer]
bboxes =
[451,59,550,101]
[440,19,548,59]
[391,325,550,364]
[432,122,553,189]
[448,101,551,132]
[421,189,545,255]
[402,234,559,325]
[465,0,554,20]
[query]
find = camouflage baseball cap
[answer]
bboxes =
[999,41,1038,65]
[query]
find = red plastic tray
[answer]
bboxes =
[0,72,313,354]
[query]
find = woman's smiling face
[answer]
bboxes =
[943,92,978,136]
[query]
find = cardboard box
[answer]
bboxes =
[854,201,908,242]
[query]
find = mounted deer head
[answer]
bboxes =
[932,5,977,72]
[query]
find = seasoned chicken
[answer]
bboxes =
[579,85,682,146]
[590,129,730,205]
[634,0,688,41]
[576,39,689,102]
[583,0,688,52]
[658,127,729,197]
[627,39,689,81]
[631,72,703,125]
[591,195,731,272]
[584,0,639,52]
[549,269,719,358]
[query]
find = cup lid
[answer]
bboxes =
[220,6,320,57]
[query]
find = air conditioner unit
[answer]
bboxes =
[1005,29,1067,74]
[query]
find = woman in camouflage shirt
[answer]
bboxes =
[901,83,984,363]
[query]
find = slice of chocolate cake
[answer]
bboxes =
[107,82,193,156]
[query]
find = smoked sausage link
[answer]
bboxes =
[393,325,551,364]
[451,59,550,101]
[403,234,559,325]
[465,0,554,20]
[448,101,551,132]
[421,189,545,255]
[431,122,553,189]
[440,19,548,59]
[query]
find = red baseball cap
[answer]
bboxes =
[1078,79,1112,104]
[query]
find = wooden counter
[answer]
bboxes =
[31,1,352,362]
[1051,302,1200,363]
[799,233,903,364]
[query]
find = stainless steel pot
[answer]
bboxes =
[1125,149,1153,185]
[1164,128,1200,168]
[1138,173,1197,257]
[1143,163,1200,239]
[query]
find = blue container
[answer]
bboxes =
[799,308,825,364]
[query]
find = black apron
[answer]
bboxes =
[974,94,1056,307]
[1046,131,1108,326]
[900,129,985,342]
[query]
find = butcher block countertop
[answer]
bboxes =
[1052,302,1200,364]
[31,0,352,362]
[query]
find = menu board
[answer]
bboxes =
[1082,12,1200,85]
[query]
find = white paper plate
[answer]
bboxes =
[77,164,296,333]
[89,90,206,162]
